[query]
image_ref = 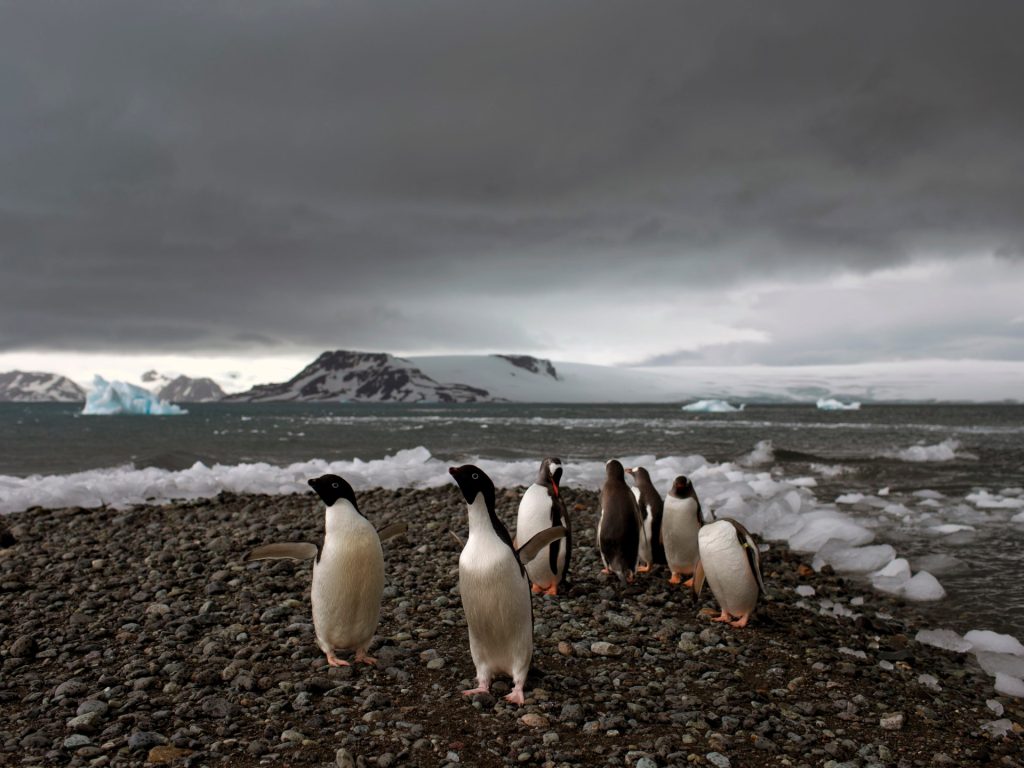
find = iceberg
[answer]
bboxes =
[816,397,861,411]
[681,399,745,413]
[83,375,187,416]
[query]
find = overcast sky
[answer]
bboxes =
[2,1,1023,383]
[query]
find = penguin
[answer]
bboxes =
[514,457,572,595]
[449,464,565,705]
[662,475,703,586]
[625,466,665,573]
[244,474,407,666]
[597,459,643,584]
[692,518,766,628]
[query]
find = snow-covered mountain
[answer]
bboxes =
[221,350,496,403]
[0,371,86,402]
[220,351,1024,404]
[141,370,226,402]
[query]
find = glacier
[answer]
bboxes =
[815,397,861,411]
[82,376,187,416]
[681,399,745,413]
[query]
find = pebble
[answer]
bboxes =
[706,752,731,768]
[879,712,904,730]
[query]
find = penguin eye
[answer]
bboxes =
[472,473,479,480]
[332,482,339,488]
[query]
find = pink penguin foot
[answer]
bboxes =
[504,686,525,705]
[542,583,558,596]
[636,563,652,574]
[669,572,682,584]
[600,567,611,575]
[711,610,733,624]
[461,685,491,697]
[682,577,695,588]
[729,614,751,628]
[531,583,544,594]
[326,652,350,667]
[355,651,377,665]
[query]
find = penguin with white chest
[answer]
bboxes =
[450,464,565,705]
[693,518,766,628]
[598,459,643,584]
[244,474,406,666]
[625,466,665,573]
[662,475,703,586]
[515,457,572,596]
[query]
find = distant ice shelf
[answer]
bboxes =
[816,397,861,411]
[681,399,745,413]
[82,376,187,416]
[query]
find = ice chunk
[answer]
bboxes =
[787,510,874,552]
[913,489,946,499]
[870,558,912,595]
[912,553,965,575]
[795,585,816,597]
[889,439,964,463]
[813,542,895,574]
[987,699,1005,716]
[915,629,972,653]
[681,399,744,413]
[918,673,941,691]
[83,376,186,416]
[902,571,946,601]
[982,718,1015,736]
[966,491,1024,509]
[836,493,864,505]
[975,652,1024,678]
[927,523,976,535]
[993,673,1024,698]
[740,439,775,466]
[964,630,1024,656]
[815,397,861,411]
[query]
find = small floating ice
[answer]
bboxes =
[813,543,895,574]
[816,397,861,411]
[83,376,186,416]
[681,399,745,413]
[915,628,973,654]
[889,439,964,463]
[964,630,1024,656]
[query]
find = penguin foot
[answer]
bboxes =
[669,572,682,584]
[531,583,544,594]
[600,567,612,575]
[729,615,751,628]
[699,607,719,616]
[326,653,351,667]
[462,685,491,697]
[504,686,525,706]
[637,563,652,574]
[542,583,558,596]
[711,610,733,624]
[682,577,695,588]
[355,652,377,665]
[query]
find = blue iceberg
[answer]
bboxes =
[816,397,861,411]
[82,375,187,415]
[681,399,745,413]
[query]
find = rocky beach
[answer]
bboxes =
[1,487,1021,768]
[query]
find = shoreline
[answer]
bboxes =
[1,488,1021,767]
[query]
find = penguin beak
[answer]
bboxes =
[307,478,316,490]
[551,481,559,497]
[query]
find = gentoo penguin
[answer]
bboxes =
[597,459,643,585]
[625,466,665,573]
[515,457,572,595]
[662,475,703,586]
[244,474,407,666]
[450,464,565,705]
[693,518,766,628]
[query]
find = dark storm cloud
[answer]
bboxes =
[1,1,1023,355]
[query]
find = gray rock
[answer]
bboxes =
[879,712,904,730]
[63,734,92,749]
[336,747,356,768]
[707,752,731,768]
[127,731,167,751]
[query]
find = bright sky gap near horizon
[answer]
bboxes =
[2,2,1023,394]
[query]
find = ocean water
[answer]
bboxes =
[2,402,1023,639]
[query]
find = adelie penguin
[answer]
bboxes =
[515,457,572,596]
[693,518,766,628]
[450,464,566,705]
[597,459,643,584]
[662,475,703,586]
[625,465,665,573]
[244,474,407,666]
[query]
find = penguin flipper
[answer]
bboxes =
[377,522,408,542]
[244,542,318,562]
[517,526,567,563]
[739,531,767,595]
[692,559,705,596]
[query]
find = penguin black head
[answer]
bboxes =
[308,474,359,510]
[669,475,692,498]
[449,464,495,510]
[625,466,651,484]
[539,457,563,495]
[605,459,625,481]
